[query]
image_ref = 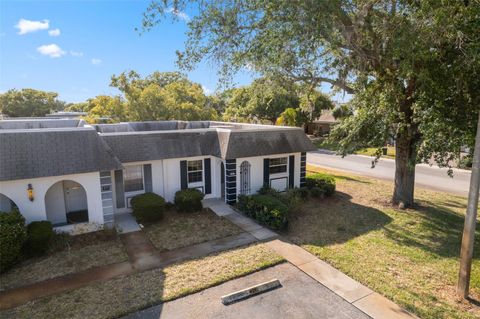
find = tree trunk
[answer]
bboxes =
[392,130,417,207]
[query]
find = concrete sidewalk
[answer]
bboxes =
[205,199,418,319]
[125,263,370,319]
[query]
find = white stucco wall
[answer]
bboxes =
[235,153,301,195]
[44,181,67,224]
[0,171,103,225]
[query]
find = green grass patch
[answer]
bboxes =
[290,166,479,319]
[356,147,396,159]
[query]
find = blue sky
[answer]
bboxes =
[0,0,349,103]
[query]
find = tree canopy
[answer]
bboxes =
[142,0,480,207]
[0,88,65,117]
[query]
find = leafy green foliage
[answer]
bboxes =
[131,193,166,223]
[0,88,65,117]
[237,194,288,230]
[0,209,27,273]
[23,221,55,257]
[174,189,204,212]
[110,70,217,121]
[84,95,127,123]
[305,173,336,197]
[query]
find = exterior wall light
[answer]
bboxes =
[27,183,34,201]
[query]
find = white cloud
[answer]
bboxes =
[37,44,66,58]
[70,51,84,57]
[165,8,190,22]
[15,19,49,35]
[91,58,102,65]
[48,28,61,36]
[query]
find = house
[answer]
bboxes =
[0,119,315,234]
[305,110,336,136]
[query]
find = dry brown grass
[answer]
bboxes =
[2,243,284,319]
[0,235,128,292]
[288,165,480,319]
[145,208,243,251]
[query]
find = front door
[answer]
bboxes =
[63,181,87,213]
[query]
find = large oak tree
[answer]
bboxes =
[142,0,479,207]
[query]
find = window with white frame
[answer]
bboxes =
[187,160,203,183]
[269,157,288,174]
[124,165,144,192]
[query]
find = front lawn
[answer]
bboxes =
[287,165,479,319]
[0,230,128,291]
[356,146,396,158]
[3,243,284,319]
[144,208,243,251]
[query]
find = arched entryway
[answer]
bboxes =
[45,180,88,226]
[240,161,251,195]
[0,193,18,213]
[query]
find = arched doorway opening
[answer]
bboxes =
[45,180,88,226]
[0,193,18,213]
[240,161,251,195]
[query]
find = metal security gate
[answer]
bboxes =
[240,161,251,195]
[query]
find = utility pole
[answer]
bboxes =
[458,112,480,298]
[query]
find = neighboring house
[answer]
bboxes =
[305,110,336,136]
[0,119,314,234]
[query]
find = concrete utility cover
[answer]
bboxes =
[124,263,370,319]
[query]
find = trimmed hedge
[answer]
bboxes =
[174,188,204,212]
[0,209,27,273]
[305,173,336,196]
[131,192,166,223]
[23,221,55,257]
[237,194,288,230]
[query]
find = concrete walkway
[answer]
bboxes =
[115,213,141,233]
[205,199,418,319]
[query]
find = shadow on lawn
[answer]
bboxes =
[287,191,392,246]
[382,199,480,259]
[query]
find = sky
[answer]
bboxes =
[0,0,349,103]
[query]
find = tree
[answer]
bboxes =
[84,95,127,123]
[142,0,479,207]
[298,87,334,127]
[223,77,299,123]
[111,70,217,121]
[0,88,65,117]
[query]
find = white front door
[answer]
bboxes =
[63,181,88,213]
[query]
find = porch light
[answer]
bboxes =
[27,183,34,201]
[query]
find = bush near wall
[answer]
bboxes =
[237,194,289,230]
[305,173,336,196]
[0,209,27,273]
[131,193,166,223]
[174,189,204,212]
[23,221,55,257]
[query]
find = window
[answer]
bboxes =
[269,157,288,174]
[124,165,144,192]
[187,160,203,183]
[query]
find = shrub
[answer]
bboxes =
[238,194,288,230]
[0,209,27,273]
[310,187,323,198]
[174,188,204,212]
[131,192,166,223]
[258,185,279,196]
[305,173,336,196]
[23,221,54,257]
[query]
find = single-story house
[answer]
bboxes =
[305,110,336,136]
[0,119,315,233]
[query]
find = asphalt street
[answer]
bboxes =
[307,150,472,196]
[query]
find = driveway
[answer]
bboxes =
[308,150,471,196]
[123,263,370,319]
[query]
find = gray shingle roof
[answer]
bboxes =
[0,128,123,181]
[219,128,316,159]
[100,130,221,163]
